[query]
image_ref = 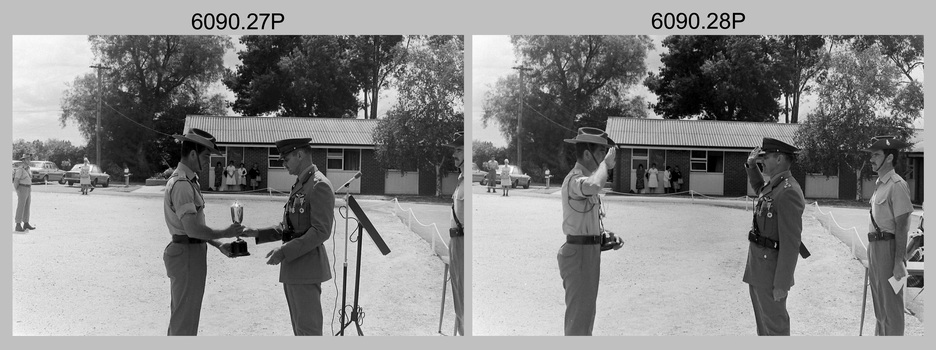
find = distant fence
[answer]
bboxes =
[392,198,449,259]
[812,201,869,267]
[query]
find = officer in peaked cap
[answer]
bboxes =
[444,131,465,335]
[163,128,245,335]
[862,135,913,336]
[242,137,335,336]
[742,137,808,336]
[558,127,623,336]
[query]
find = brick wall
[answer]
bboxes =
[666,150,690,192]
[310,148,327,175]
[242,147,268,190]
[360,149,385,195]
[723,151,749,197]
[614,148,632,193]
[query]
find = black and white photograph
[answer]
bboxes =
[471,35,924,336]
[11,34,465,336]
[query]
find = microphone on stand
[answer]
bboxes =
[341,172,363,188]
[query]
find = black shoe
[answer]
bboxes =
[16,224,25,232]
[23,223,36,230]
[90,187,94,192]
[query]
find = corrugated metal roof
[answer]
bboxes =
[606,117,800,149]
[183,115,379,146]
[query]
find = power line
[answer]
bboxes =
[524,104,577,133]
[103,102,173,137]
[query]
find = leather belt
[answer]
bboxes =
[171,235,205,244]
[748,231,779,250]
[566,235,601,245]
[868,231,896,242]
[18,183,31,187]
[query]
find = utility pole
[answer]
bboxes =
[512,65,532,170]
[89,65,110,166]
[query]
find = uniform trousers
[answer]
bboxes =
[449,235,465,335]
[15,186,31,224]
[868,239,905,336]
[748,284,790,336]
[557,242,600,336]
[163,242,207,336]
[284,283,323,336]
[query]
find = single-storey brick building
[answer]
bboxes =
[182,115,458,196]
[605,117,923,204]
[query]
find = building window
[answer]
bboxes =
[327,149,344,170]
[268,147,284,169]
[631,148,648,170]
[327,148,362,171]
[343,149,361,171]
[690,150,724,173]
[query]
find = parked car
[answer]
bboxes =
[471,163,487,183]
[62,164,111,187]
[28,161,67,183]
[480,165,531,189]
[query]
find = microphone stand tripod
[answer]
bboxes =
[335,186,391,336]
[337,182,361,336]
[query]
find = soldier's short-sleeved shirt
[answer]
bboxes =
[869,169,914,234]
[451,173,464,229]
[163,163,206,237]
[562,163,601,237]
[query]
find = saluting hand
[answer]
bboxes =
[747,147,761,166]
[266,247,285,265]
[603,147,617,169]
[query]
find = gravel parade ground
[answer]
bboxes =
[471,183,923,336]
[12,185,456,336]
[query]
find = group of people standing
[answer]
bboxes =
[484,157,512,196]
[634,163,682,194]
[212,161,261,192]
[557,126,914,337]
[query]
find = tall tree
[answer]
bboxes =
[795,44,918,200]
[224,35,360,118]
[373,36,464,197]
[13,139,86,169]
[770,35,828,123]
[347,36,408,119]
[645,35,781,121]
[60,35,231,177]
[483,35,651,175]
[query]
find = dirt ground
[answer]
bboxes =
[471,183,923,336]
[12,186,457,336]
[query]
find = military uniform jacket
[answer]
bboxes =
[256,164,335,284]
[743,169,804,291]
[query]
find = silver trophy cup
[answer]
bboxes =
[229,201,249,257]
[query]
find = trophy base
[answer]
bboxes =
[230,240,250,257]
